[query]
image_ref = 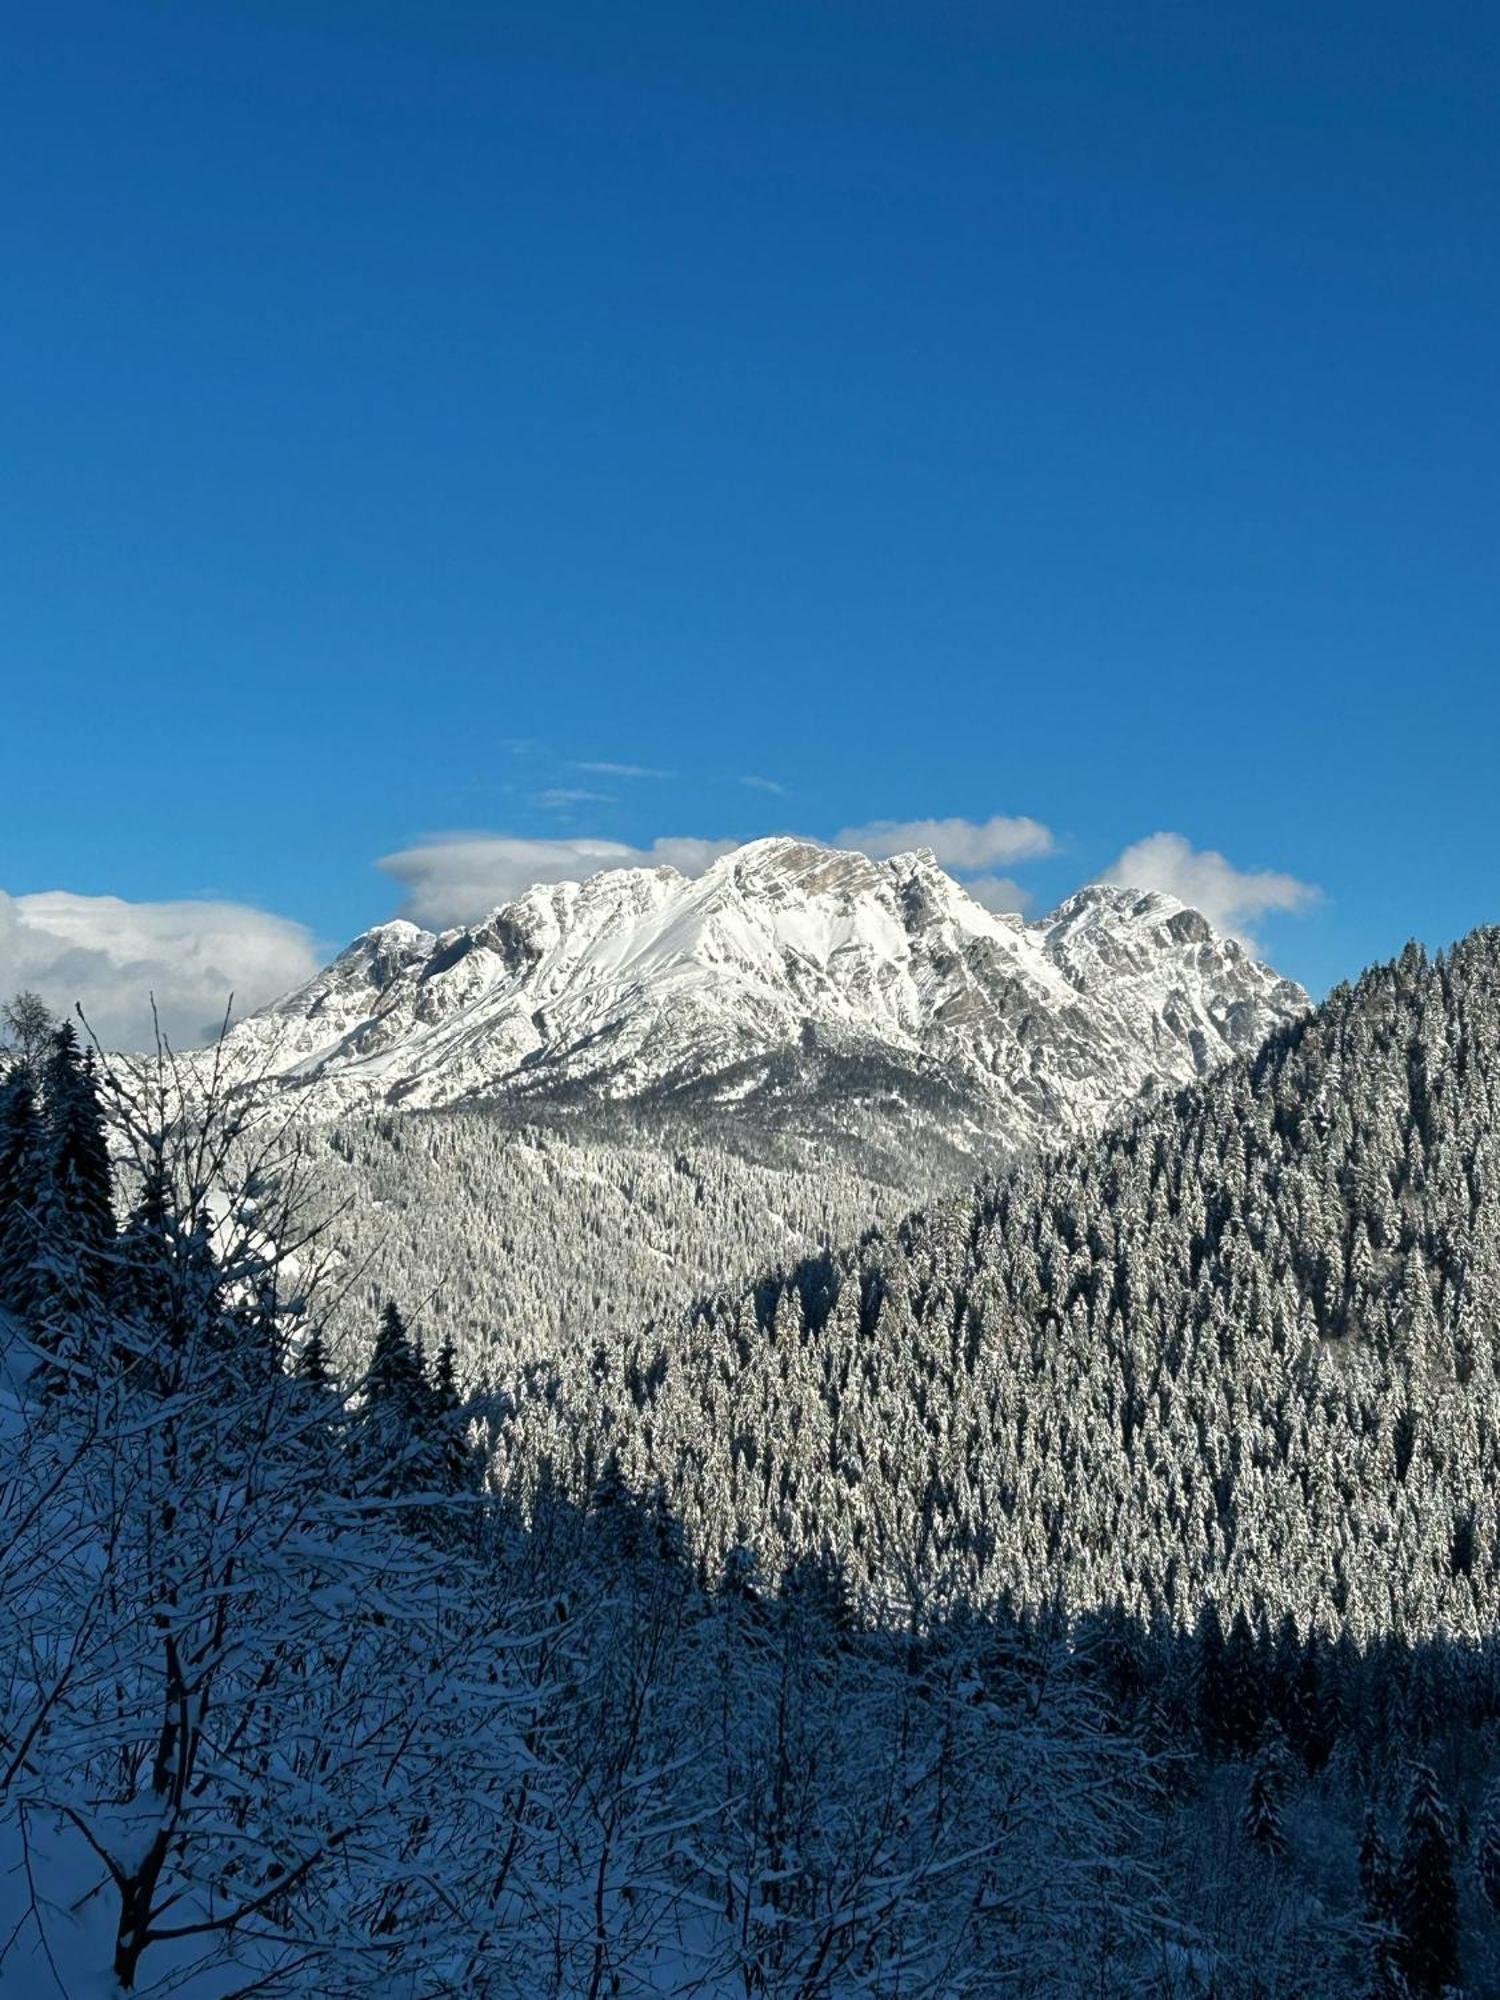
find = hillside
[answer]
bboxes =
[496,927,1500,1643]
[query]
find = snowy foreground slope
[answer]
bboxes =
[224,837,1307,1149]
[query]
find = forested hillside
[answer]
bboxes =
[498,928,1500,1645]
[302,1102,939,1369]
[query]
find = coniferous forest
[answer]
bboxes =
[6,929,1500,1994]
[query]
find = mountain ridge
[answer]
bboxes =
[223,836,1308,1152]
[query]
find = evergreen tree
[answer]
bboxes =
[0,1067,43,1319]
[1241,1727,1290,1858]
[1397,1762,1460,1997]
[358,1300,429,1493]
[41,1023,115,1281]
[1476,1779,1500,1919]
[296,1323,335,1392]
[1199,1606,1265,1757]
[114,1154,207,1374]
[430,1335,476,1493]
[1221,1609,1266,1757]
[1359,1807,1401,1998]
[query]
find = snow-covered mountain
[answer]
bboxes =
[224,838,1308,1153]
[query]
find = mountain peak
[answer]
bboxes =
[713,835,881,896]
[225,837,1309,1149]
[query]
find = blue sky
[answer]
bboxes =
[3,1,1498,1038]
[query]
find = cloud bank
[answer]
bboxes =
[378,835,738,928]
[382,814,1061,928]
[0,890,322,1053]
[835,814,1055,870]
[382,813,1059,928]
[1100,832,1321,947]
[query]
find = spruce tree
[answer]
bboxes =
[1199,1605,1265,1757]
[0,1068,43,1319]
[359,1301,428,1493]
[114,1154,180,1373]
[41,1024,115,1280]
[368,1300,422,1407]
[1241,1727,1290,1858]
[431,1336,475,1493]
[1476,1780,1500,1918]
[296,1324,335,1392]
[1397,1762,1460,1997]
[1359,1807,1400,1997]
[1221,1608,1265,1757]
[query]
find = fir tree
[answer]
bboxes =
[1476,1779,1500,1919]
[1241,1727,1290,1859]
[359,1300,429,1493]
[0,1067,43,1319]
[1199,1606,1265,1757]
[1397,1762,1460,1997]
[114,1154,187,1373]
[1359,1807,1401,1998]
[41,1022,115,1281]
[430,1335,475,1493]
[1221,1609,1266,1757]
[296,1323,335,1392]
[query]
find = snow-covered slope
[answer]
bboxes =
[224,838,1308,1149]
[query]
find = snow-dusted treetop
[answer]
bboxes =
[222,836,1308,1145]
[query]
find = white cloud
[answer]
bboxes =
[381,812,1059,932]
[535,787,616,809]
[1100,832,1321,945]
[961,875,1032,915]
[0,890,322,1053]
[570,760,672,780]
[834,814,1055,870]
[741,774,787,795]
[378,835,738,928]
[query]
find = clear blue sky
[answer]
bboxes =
[4,0,1498,1002]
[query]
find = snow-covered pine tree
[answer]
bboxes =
[1398,1762,1461,1997]
[0,1066,43,1320]
[1242,1726,1291,1858]
[41,1020,115,1277]
[1477,1779,1500,1918]
[357,1298,430,1493]
[295,1320,335,1390]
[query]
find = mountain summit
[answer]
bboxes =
[226,837,1308,1148]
